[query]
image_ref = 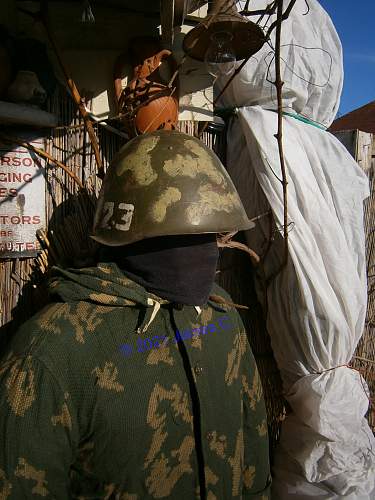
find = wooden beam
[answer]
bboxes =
[160,0,175,47]
[160,0,189,46]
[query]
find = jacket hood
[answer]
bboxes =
[48,263,228,335]
[48,263,170,308]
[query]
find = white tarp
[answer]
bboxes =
[220,1,375,497]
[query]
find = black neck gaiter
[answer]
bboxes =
[99,234,219,306]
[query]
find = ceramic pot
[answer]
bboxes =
[114,37,179,137]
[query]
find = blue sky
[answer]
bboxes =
[318,0,375,116]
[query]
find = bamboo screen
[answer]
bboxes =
[352,159,375,431]
[0,88,122,342]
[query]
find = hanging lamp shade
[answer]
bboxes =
[182,0,267,61]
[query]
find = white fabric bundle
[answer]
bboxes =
[221,0,343,128]
[221,1,375,497]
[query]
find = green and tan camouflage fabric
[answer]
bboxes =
[0,263,271,499]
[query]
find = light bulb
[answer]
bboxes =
[204,31,236,78]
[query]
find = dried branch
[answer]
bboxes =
[266,0,289,284]
[266,0,297,36]
[260,211,276,262]
[0,133,84,188]
[354,355,375,365]
[193,1,293,279]
[213,54,252,108]
[197,51,258,137]
[217,232,261,266]
[18,5,104,179]
[209,294,249,310]
[42,26,104,179]
[240,1,277,17]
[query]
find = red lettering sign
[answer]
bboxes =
[0,136,46,257]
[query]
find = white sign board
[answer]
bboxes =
[0,135,46,258]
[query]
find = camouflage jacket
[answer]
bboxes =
[0,263,271,499]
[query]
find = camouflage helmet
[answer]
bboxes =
[92,130,254,246]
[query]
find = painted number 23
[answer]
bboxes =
[100,202,134,231]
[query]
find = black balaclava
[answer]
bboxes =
[99,233,219,306]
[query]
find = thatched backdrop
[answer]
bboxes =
[351,158,375,430]
[0,88,373,464]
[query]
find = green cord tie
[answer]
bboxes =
[281,111,327,130]
[214,107,327,131]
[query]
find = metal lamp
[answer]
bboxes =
[182,0,267,62]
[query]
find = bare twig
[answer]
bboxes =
[266,0,297,36]
[266,0,289,284]
[42,25,104,178]
[168,54,187,89]
[261,212,276,262]
[218,230,237,244]
[197,50,257,137]
[18,5,104,179]
[213,55,253,108]
[209,294,249,310]
[354,355,375,365]
[250,210,273,223]
[217,232,261,266]
[0,133,84,188]
[240,1,277,17]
